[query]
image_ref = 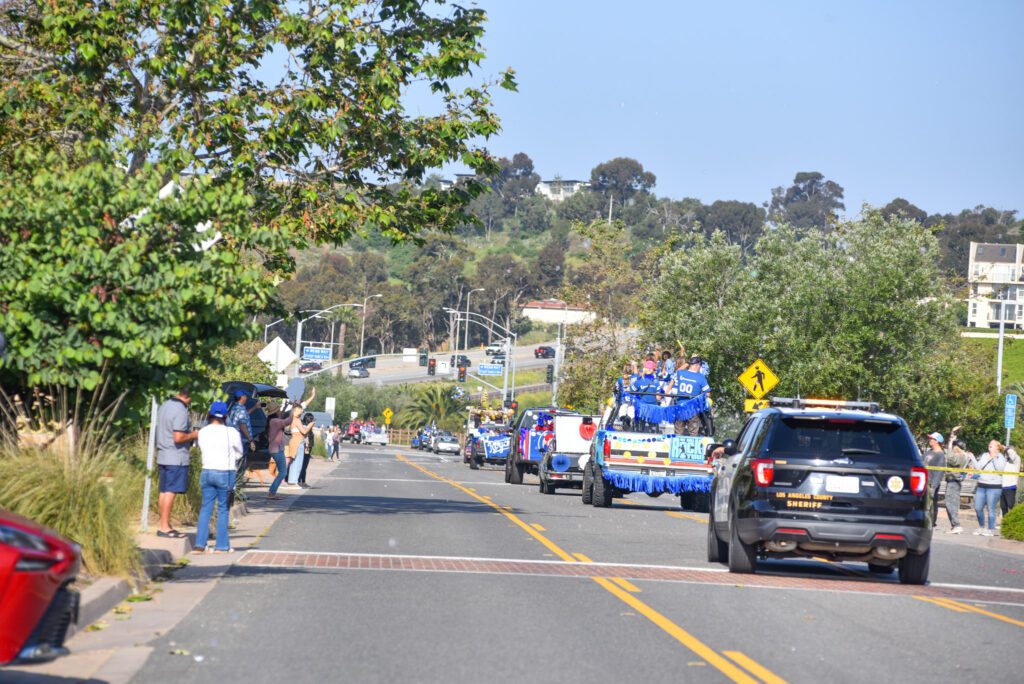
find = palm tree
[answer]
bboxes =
[397,384,467,432]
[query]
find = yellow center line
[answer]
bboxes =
[573,552,594,563]
[394,453,780,684]
[920,595,1024,627]
[610,577,642,593]
[724,650,790,684]
[531,523,546,532]
[666,511,708,524]
[915,596,969,613]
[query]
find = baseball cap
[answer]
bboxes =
[209,401,229,418]
[232,388,248,399]
[927,432,944,444]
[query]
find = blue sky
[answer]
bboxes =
[431,0,1023,216]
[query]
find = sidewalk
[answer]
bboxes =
[933,502,1024,556]
[4,455,340,683]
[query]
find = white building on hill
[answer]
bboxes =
[967,241,1024,329]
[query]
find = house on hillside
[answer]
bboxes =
[967,241,1024,329]
[521,299,596,325]
[536,179,589,202]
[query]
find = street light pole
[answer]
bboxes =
[294,304,362,365]
[464,288,484,352]
[997,292,1007,395]
[359,293,383,357]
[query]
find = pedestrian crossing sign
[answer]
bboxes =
[738,359,779,400]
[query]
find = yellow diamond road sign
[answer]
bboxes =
[738,359,779,400]
[382,407,394,421]
[745,398,770,413]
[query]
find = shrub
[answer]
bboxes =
[1002,502,1024,542]
[0,447,142,576]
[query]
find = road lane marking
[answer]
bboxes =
[396,454,575,562]
[394,453,779,683]
[666,511,708,524]
[592,577,759,684]
[915,596,969,613]
[320,477,511,486]
[611,577,642,593]
[916,595,1024,627]
[531,523,546,531]
[724,650,789,684]
[573,553,594,563]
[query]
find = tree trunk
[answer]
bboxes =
[338,322,347,361]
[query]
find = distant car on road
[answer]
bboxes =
[0,509,81,666]
[348,367,369,379]
[362,428,389,446]
[434,434,462,455]
[485,342,506,356]
[534,346,555,359]
[450,354,472,368]
[299,361,322,374]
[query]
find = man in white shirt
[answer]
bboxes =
[194,401,243,553]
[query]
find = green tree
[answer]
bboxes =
[590,157,656,206]
[698,200,766,253]
[642,210,993,435]
[0,1,512,422]
[396,384,467,431]
[768,172,845,230]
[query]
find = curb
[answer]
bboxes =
[71,577,132,639]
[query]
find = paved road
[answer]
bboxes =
[330,342,554,387]
[130,445,1024,683]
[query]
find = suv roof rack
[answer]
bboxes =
[769,397,881,413]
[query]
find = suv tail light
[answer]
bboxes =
[910,467,927,496]
[752,458,774,487]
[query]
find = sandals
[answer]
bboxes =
[157,529,187,539]
[212,548,235,554]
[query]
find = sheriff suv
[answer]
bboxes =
[707,398,933,585]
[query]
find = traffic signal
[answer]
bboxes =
[458,365,467,382]
[504,399,518,412]
[546,364,554,384]
[427,358,436,376]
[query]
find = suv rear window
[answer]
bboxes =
[769,417,918,463]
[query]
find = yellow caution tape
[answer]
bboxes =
[925,465,1022,476]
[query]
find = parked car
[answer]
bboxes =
[220,381,289,471]
[534,345,555,359]
[450,354,472,368]
[349,367,370,379]
[299,361,322,374]
[0,509,81,665]
[434,434,462,455]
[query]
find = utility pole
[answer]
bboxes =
[997,294,1007,395]
[607,195,613,223]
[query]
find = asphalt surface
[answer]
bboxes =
[130,444,1024,684]
[316,343,554,386]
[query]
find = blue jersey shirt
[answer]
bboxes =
[629,374,663,405]
[226,401,253,442]
[671,369,710,400]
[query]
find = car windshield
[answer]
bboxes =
[770,417,918,464]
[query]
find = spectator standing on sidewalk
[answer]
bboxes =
[298,412,315,487]
[1001,445,1021,516]
[943,428,970,534]
[266,403,291,500]
[923,432,946,525]
[155,389,198,538]
[967,441,1008,536]
[193,401,243,553]
[286,388,316,484]
[331,425,343,461]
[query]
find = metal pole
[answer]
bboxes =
[510,333,518,401]
[139,396,158,533]
[359,303,367,357]
[463,290,472,352]
[501,339,509,403]
[997,297,1006,395]
[552,319,562,405]
[295,319,303,362]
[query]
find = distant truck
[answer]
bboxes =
[504,406,582,485]
[582,388,715,510]
[537,413,600,494]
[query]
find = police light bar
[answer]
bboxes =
[769,397,881,413]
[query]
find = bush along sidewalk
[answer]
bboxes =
[1002,503,1024,542]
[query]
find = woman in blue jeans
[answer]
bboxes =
[194,402,244,552]
[968,441,1008,537]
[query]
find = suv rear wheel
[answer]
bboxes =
[591,464,613,507]
[581,462,594,504]
[707,506,728,563]
[898,549,930,585]
[727,521,757,574]
[509,460,524,485]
